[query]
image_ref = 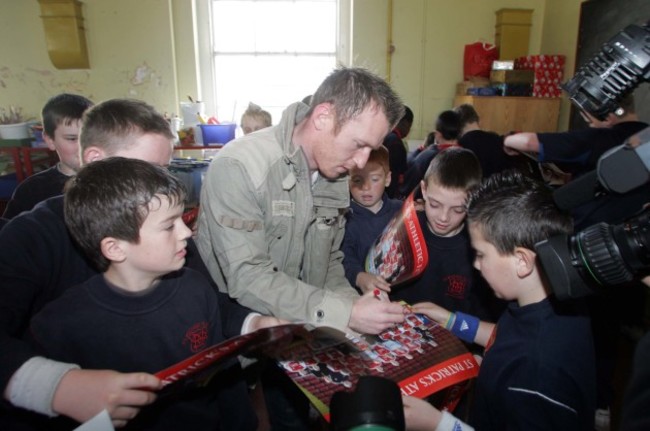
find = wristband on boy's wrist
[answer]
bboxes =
[450,311,479,343]
[444,312,456,329]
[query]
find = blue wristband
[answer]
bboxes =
[450,311,479,343]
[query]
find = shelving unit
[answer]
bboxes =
[453,96,561,135]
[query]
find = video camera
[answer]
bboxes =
[534,22,650,300]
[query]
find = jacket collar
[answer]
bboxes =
[275,102,349,208]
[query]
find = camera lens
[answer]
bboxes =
[572,223,634,285]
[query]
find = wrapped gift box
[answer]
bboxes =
[514,55,566,98]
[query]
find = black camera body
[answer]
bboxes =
[537,207,650,299]
[561,22,650,121]
[535,21,650,299]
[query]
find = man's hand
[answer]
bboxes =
[52,369,161,428]
[356,272,391,294]
[348,290,406,334]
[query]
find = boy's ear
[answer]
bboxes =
[83,146,106,164]
[100,237,127,264]
[43,132,56,151]
[385,171,392,188]
[514,247,536,278]
[312,103,334,132]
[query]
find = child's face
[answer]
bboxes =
[241,117,267,135]
[469,222,519,301]
[349,161,390,213]
[44,119,82,175]
[420,179,467,237]
[122,196,192,277]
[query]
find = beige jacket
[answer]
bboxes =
[197,102,359,330]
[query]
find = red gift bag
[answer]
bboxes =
[463,42,498,80]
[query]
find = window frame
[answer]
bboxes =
[196,0,340,127]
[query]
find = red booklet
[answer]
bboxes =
[365,191,428,286]
[274,312,479,420]
[155,324,307,395]
[155,311,478,420]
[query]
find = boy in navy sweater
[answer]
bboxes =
[390,147,501,321]
[0,99,273,429]
[342,146,402,294]
[29,158,263,430]
[404,171,596,431]
[2,93,93,219]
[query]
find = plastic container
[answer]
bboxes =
[0,122,30,140]
[199,123,236,146]
[168,159,210,207]
[180,102,205,128]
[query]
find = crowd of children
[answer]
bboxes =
[0,71,648,431]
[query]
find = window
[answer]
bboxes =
[205,0,338,128]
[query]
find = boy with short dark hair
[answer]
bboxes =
[29,157,256,430]
[405,170,596,431]
[399,110,462,198]
[391,147,500,321]
[453,103,514,179]
[2,93,93,219]
[342,146,403,294]
[0,99,272,429]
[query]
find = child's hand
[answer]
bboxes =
[411,302,451,326]
[52,369,161,428]
[402,395,442,431]
[356,272,391,294]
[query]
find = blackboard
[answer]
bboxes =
[567,0,650,130]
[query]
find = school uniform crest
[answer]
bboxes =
[444,274,468,300]
[183,321,209,352]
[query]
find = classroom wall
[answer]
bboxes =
[1,0,583,133]
[538,0,583,132]
[0,0,185,120]
[349,0,585,138]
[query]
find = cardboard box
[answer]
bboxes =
[491,83,533,97]
[495,8,533,25]
[456,77,491,96]
[490,70,534,84]
[492,60,514,70]
[495,8,532,60]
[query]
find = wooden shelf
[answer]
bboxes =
[454,96,560,135]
